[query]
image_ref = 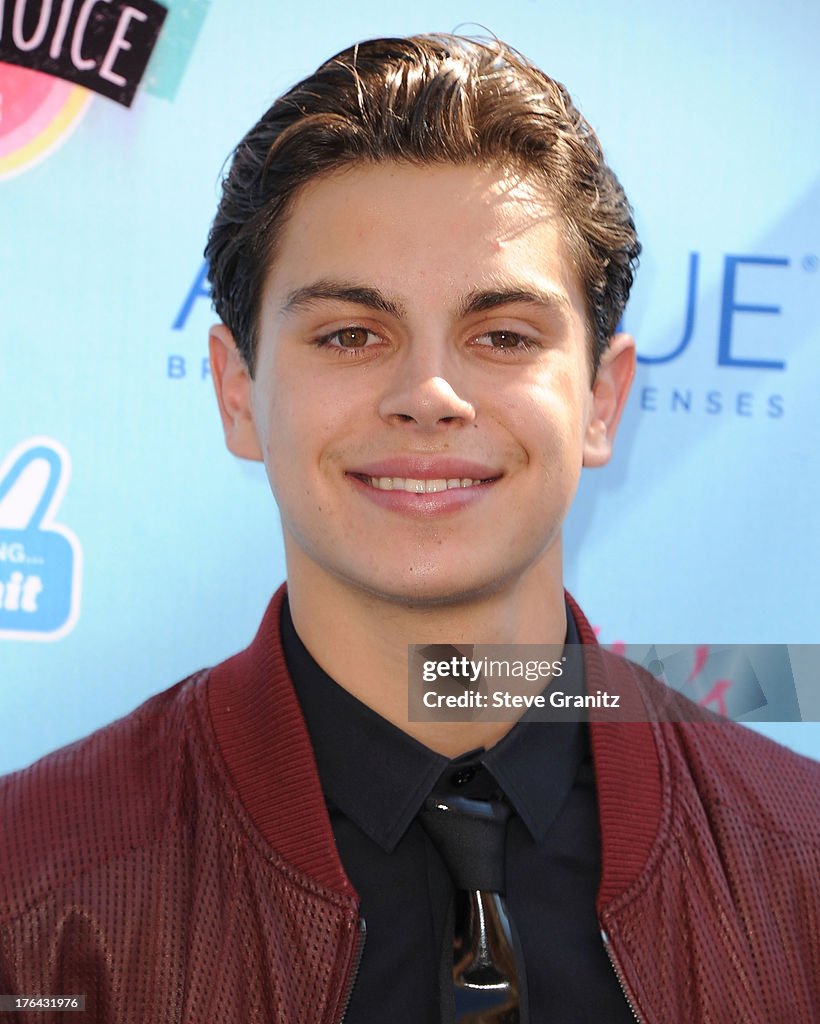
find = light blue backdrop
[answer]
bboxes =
[2,0,818,772]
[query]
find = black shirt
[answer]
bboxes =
[281,600,633,1023]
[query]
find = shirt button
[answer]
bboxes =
[451,766,477,787]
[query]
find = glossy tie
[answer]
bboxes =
[419,795,528,1024]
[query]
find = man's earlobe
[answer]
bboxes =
[582,333,636,468]
[208,325,264,461]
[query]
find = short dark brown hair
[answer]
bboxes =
[205,33,640,376]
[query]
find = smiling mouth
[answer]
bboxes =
[352,474,497,493]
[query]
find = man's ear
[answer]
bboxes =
[208,324,264,461]
[582,332,636,468]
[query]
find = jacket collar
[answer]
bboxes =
[565,591,666,909]
[207,584,665,912]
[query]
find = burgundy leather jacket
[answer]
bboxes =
[1,587,818,1022]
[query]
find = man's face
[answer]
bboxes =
[211,163,634,607]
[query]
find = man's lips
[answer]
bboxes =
[348,457,502,484]
[345,457,501,508]
[351,474,493,493]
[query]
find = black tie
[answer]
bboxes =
[419,795,529,1024]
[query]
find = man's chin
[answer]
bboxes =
[344,565,523,611]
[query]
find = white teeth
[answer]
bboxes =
[367,476,483,492]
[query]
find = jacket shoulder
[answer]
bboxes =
[671,712,820,843]
[613,652,820,842]
[0,671,208,921]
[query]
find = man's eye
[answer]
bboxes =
[319,327,380,349]
[471,331,537,351]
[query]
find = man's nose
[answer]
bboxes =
[377,352,477,430]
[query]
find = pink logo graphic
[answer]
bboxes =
[596,628,771,719]
[683,645,732,716]
[0,63,90,181]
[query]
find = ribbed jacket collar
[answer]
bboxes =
[206,584,664,912]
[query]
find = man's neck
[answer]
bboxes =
[284,551,567,757]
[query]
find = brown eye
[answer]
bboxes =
[336,328,372,347]
[490,332,519,348]
[471,330,535,351]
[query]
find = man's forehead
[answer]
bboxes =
[260,162,581,316]
[269,162,562,257]
[301,160,554,224]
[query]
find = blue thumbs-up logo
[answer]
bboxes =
[0,438,82,641]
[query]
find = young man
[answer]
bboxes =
[1,34,818,1024]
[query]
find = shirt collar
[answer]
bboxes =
[281,598,587,851]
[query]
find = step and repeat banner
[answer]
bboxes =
[2,0,818,771]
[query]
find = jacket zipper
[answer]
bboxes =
[600,928,644,1024]
[336,917,367,1024]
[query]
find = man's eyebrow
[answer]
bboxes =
[458,287,573,320]
[281,280,406,319]
[280,280,571,322]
